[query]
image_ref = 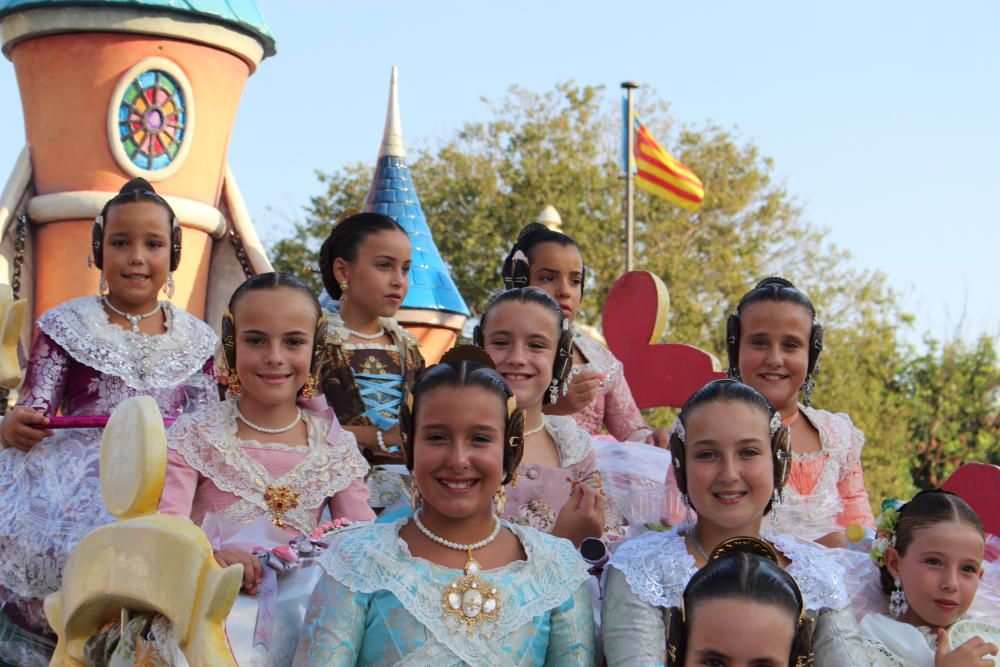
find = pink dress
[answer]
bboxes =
[503,414,620,539]
[159,400,374,533]
[771,405,875,540]
[572,334,652,442]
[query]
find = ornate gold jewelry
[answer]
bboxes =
[443,549,501,632]
[301,373,318,400]
[262,484,300,528]
[340,281,349,305]
[493,486,507,517]
[227,370,242,399]
[410,487,421,511]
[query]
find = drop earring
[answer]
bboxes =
[227,371,242,399]
[548,378,559,404]
[301,373,318,400]
[493,486,507,517]
[682,493,695,529]
[98,272,108,296]
[889,577,908,617]
[163,272,175,299]
[340,281,349,306]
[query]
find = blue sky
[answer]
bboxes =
[0,1,996,344]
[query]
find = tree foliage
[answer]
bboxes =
[270,81,999,509]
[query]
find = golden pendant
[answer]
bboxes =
[263,484,300,528]
[442,548,500,632]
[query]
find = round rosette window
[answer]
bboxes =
[107,58,195,180]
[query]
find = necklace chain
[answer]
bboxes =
[103,297,161,334]
[414,509,501,552]
[689,529,711,562]
[523,417,545,437]
[235,403,303,434]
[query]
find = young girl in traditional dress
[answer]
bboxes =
[317,211,424,508]
[474,286,609,546]
[293,348,596,665]
[728,277,874,547]
[857,490,999,666]
[0,178,219,666]
[502,223,668,447]
[664,542,817,667]
[602,379,861,666]
[159,272,373,666]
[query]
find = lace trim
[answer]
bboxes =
[167,401,368,534]
[609,528,848,611]
[543,414,594,467]
[315,519,589,664]
[573,334,623,394]
[324,311,419,354]
[800,405,863,468]
[37,297,218,391]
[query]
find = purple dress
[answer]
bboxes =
[0,296,217,664]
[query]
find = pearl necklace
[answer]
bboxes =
[413,510,503,630]
[344,324,386,340]
[235,404,303,434]
[523,418,545,437]
[103,297,162,334]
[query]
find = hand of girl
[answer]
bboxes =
[552,483,605,547]
[935,628,999,667]
[1,406,52,451]
[648,427,671,449]
[547,370,603,416]
[214,548,263,595]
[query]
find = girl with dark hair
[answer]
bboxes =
[857,491,999,665]
[666,540,816,667]
[474,287,611,545]
[602,378,861,666]
[727,276,874,547]
[502,223,668,447]
[294,347,597,665]
[0,178,219,665]
[159,272,374,665]
[317,210,424,508]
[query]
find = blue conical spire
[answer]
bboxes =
[363,67,470,317]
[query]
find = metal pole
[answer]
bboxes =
[622,81,639,272]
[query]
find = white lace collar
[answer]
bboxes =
[542,414,594,467]
[166,400,368,534]
[859,614,937,667]
[38,296,218,391]
[316,518,589,665]
[608,527,849,612]
[572,334,623,391]
[323,309,416,351]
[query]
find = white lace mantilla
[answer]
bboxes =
[38,296,218,391]
[543,414,594,467]
[166,401,368,534]
[608,527,849,612]
[316,519,589,665]
[572,334,622,396]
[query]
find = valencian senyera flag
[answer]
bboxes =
[623,104,705,211]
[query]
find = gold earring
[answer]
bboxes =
[340,281,349,305]
[411,487,422,512]
[227,370,242,399]
[301,373,318,399]
[493,486,507,517]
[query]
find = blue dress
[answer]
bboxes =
[293,519,597,666]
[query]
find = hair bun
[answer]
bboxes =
[754,276,796,290]
[516,222,551,245]
[440,344,496,370]
[119,177,156,195]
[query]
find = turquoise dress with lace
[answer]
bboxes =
[292,519,597,666]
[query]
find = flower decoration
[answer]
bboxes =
[870,498,905,567]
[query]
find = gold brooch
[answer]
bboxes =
[442,548,500,632]
[263,484,300,528]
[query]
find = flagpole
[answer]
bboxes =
[622,81,639,273]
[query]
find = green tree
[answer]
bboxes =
[270,81,1000,508]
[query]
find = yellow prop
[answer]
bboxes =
[0,283,27,389]
[44,396,242,666]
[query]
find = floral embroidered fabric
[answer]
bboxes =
[571,335,651,443]
[165,400,369,534]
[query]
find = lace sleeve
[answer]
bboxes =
[545,582,598,666]
[602,371,653,443]
[836,417,875,529]
[292,573,368,666]
[602,566,667,666]
[15,331,71,415]
[813,607,871,665]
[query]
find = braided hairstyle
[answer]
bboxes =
[398,346,525,485]
[669,378,791,515]
[501,222,586,293]
[317,211,408,300]
[878,489,985,596]
[92,177,181,271]
[666,540,816,666]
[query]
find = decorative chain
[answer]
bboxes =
[228,225,255,279]
[11,214,27,301]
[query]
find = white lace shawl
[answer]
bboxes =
[858,614,938,667]
[770,405,866,540]
[38,296,218,391]
[608,527,849,612]
[572,334,622,396]
[166,400,368,534]
[543,414,594,467]
[315,519,589,665]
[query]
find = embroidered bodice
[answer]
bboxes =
[293,519,596,666]
[503,415,614,537]
[607,526,849,612]
[571,334,652,442]
[162,400,370,534]
[772,405,875,540]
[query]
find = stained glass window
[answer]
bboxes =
[116,70,187,171]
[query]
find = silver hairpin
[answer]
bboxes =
[769,412,782,435]
[670,418,686,443]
